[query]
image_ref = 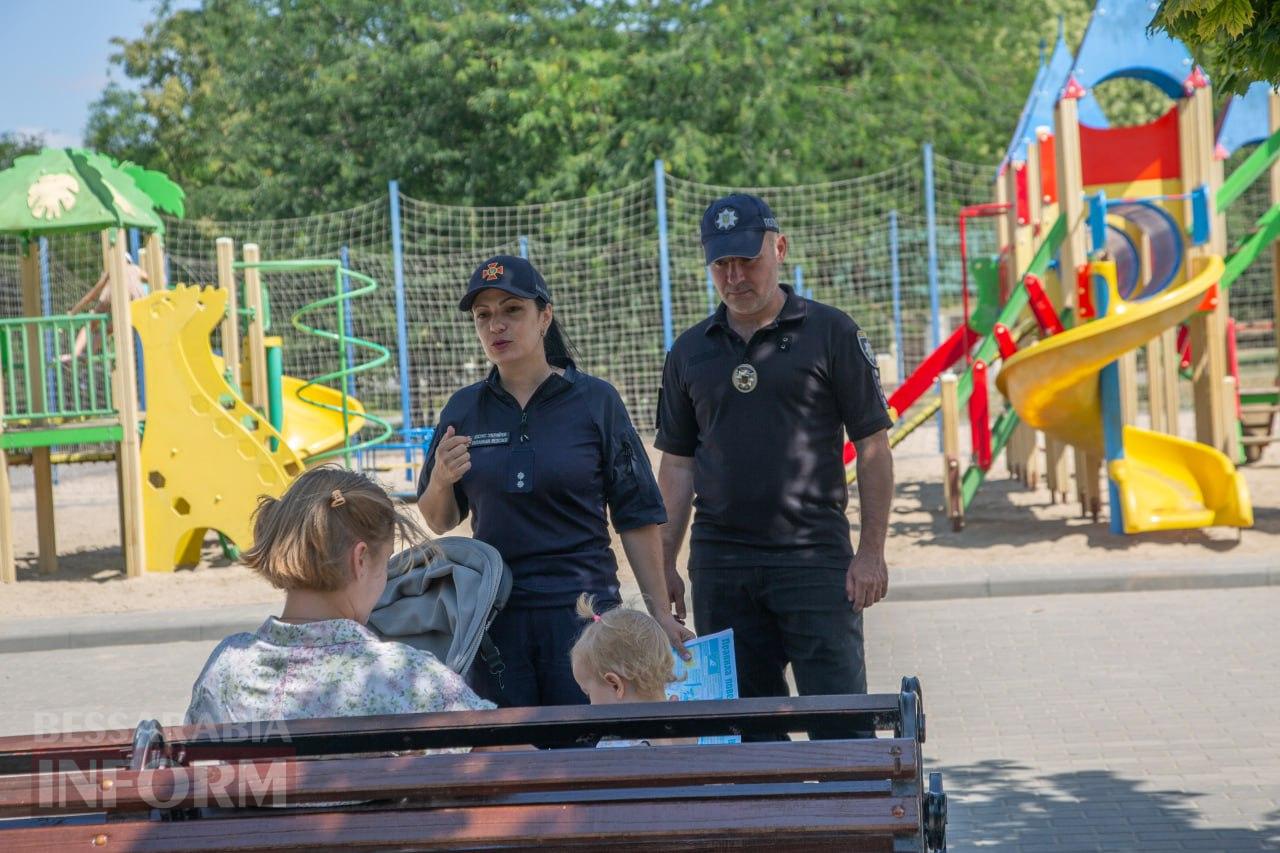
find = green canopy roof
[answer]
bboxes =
[0,148,170,240]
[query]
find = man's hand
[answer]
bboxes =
[656,612,696,660]
[665,567,688,623]
[434,426,471,484]
[845,549,888,612]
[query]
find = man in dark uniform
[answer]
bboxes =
[655,193,893,733]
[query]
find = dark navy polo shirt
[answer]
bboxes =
[418,361,666,608]
[655,286,892,570]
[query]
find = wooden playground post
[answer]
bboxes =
[1180,82,1229,453]
[242,244,269,413]
[216,238,242,392]
[20,241,57,574]
[1054,87,1100,517]
[1002,163,1035,484]
[1119,351,1140,427]
[1223,375,1241,462]
[1038,131,1071,502]
[143,233,166,290]
[103,230,147,577]
[1022,147,1044,489]
[940,373,962,530]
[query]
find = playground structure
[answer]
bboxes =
[3,4,1277,576]
[0,150,388,581]
[845,2,1278,537]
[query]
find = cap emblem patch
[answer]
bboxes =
[480,262,504,281]
[714,207,738,231]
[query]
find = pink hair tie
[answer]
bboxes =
[591,614,601,623]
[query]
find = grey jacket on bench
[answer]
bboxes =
[368,537,512,677]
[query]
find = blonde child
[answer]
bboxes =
[571,594,694,747]
[185,466,494,726]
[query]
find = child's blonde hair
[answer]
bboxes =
[570,594,676,699]
[243,466,426,591]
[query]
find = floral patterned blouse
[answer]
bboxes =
[185,617,494,725]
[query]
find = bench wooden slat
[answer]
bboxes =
[0,694,905,775]
[0,794,919,852]
[0,738,918,817]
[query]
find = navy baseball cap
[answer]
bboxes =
[459,255,551,311]
[700,193,781,264]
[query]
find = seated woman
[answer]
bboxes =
[185,466,494,726]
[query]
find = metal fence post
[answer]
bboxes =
[339,245,356,399]
[925,143,943,448]
[889,210,905,383]
[655,160,674,351]
[388,180,414,479]
[924,144,941,352]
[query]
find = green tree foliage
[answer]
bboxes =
[1150,0,1280,94]
[0,131,46,172]
[89,0,1098,218]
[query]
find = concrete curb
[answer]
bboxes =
[2,557,1275,653]
[0,604,275,655]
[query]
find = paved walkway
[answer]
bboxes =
[871,587,1280,851]
[2,586,1277,850]
[3,553,1277,653]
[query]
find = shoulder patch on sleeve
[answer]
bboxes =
[857,330,889,409]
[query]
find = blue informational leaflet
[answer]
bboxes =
[665,628,741,744]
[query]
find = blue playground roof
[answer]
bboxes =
[1068,0,1196,100]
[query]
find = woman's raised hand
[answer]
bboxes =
[436,426,472,484]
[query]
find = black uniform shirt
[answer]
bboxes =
[655,286,891,570]
[418,361,666,607]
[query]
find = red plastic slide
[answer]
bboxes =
[844,324,980,465]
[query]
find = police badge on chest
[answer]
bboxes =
[732,363,758,393]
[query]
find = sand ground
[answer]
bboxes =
[2,413,1277,619]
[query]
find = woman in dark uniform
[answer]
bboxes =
[417,255,693,708]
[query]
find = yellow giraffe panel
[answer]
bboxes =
[132,285,304,571]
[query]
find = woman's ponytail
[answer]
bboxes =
[538,299,579,364]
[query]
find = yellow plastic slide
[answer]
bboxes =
[214,354,366,460]
[995,255,1252,533]
[278,376,366,459]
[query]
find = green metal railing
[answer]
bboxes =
[232,259,393,464]
[1216,126,1280,215]
[0,314,116,424]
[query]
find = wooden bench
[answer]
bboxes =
[0,678,947,851]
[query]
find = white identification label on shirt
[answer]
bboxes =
[469,432,510,447]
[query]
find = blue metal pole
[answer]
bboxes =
[793,265,804,299]
[389,180,414,479]
[1086,203,1126,533]
[924,144,941,352]
[889,210,905,384]
[924,144,943,448]
[518,235,529,259]
[128,228,140,264]
[339,246,357,400]
[705,267,716,316]
[655,159,675,351]
[1101,360,1125,534]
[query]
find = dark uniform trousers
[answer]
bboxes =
[692,564,872,740]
